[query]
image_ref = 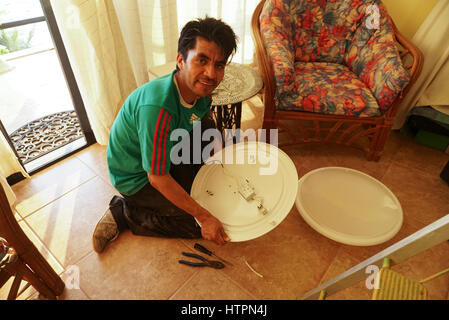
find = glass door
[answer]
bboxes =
[0,0,94,176]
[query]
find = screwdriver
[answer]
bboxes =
[194,243,233,266]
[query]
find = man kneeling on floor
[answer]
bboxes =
[92,17,238,253]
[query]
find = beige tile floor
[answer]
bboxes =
[2,110,449,300]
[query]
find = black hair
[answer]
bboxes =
[177,16,238,70]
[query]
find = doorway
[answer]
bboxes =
[0,0,95,177]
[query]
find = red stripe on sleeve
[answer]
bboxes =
[162,114,172,174]
[151,109,165,174]
[156,111,169,175]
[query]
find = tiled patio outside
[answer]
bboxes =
[0,49,74,135]
[0,48,87,171]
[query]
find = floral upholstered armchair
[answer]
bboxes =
[251,0,423,160]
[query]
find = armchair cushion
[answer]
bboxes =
[280,61,380,116]
[259,0,410,116]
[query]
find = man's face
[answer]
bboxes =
[176,36,226,103]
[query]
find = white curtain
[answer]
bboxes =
[393,0,449,129]
[0,133,28,178]
[1,63,28,178]
[0,172,16,208]
[112,0,179,86]
[50,0,137,145]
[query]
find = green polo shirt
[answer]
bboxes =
[107,70,212,196]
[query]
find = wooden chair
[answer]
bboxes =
[0,183,65,299]
[300,214,449,300]
[251,0,423,160]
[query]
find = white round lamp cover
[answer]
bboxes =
[295,167,403,246]
[191,141,298,242]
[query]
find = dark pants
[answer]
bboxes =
[109,114,217,239]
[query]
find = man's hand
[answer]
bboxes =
[200,215,230,245]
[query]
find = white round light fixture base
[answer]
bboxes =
[295,167,403,246]
[191,141,298,242]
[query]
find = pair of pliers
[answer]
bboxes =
[178,252,225,269]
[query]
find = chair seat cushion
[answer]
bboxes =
[277,62,381,117]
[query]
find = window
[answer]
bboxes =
[0,0,94,175]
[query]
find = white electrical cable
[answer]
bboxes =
[244,259,264,278]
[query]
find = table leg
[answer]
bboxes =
[211,102,242,144]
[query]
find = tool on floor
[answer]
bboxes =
[178,252,225,269]
[194,243,234,266]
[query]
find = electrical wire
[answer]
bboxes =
[203,159,268,215]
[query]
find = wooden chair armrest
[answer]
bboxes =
[251,0,276,123]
